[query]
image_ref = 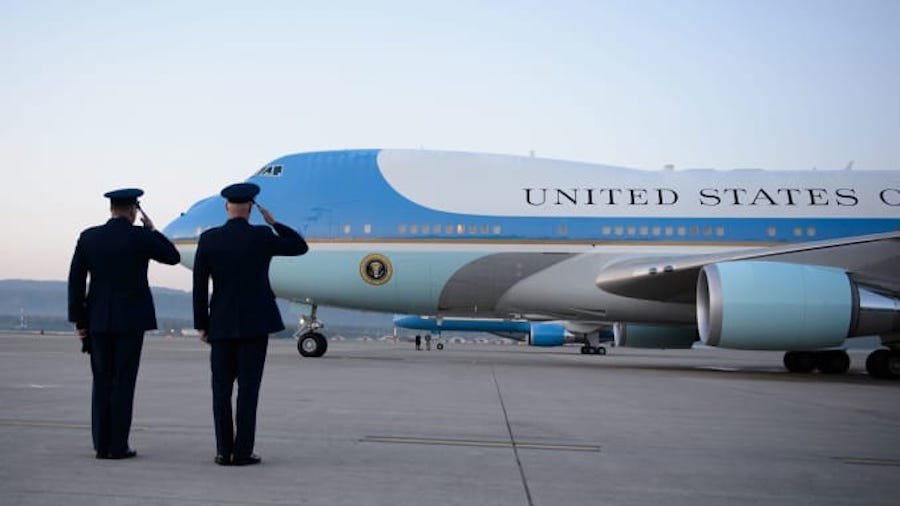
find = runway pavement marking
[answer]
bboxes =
[361,435,600,452]
[832,456,900,467]
[491,364,535,506]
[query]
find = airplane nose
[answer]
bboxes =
[163,195,220,241]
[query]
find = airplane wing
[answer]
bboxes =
[595,231,900,303]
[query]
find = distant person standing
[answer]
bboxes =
[425,333,432,351]
[415,334,422,351]
[68,188,180,460]
[193,183,308,466]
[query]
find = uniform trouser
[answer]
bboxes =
[210,337,268,458]
[90,332,144,456]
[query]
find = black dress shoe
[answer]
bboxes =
[107,449,137,459]
[95,451,109,459]
[232,454,261,466]
[214,454,231,466]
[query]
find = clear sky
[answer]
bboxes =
[2,0,899,291]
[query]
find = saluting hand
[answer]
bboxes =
[255,202,277,226]
[139,207,155,231]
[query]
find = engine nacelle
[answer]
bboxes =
[528,323,567,347]
[614,323,697,349]
[697,261,900,350]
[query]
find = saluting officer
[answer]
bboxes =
[68,188,181,459]
[193,182,308,466]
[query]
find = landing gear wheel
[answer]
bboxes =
[783,351,816,373]
[594,346,607,356]
[866,349,899,379]
[436,343,444,350]
[815,350,850,375]
[297,332,328,358]
[580,346,593,355]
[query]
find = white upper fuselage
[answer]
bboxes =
[164,149,900,321]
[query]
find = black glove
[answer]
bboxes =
[81,333,92,354]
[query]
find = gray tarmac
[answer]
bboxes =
[1,331,899,506]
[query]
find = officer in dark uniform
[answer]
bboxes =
[193,182,308,466]
[68,188,180,459]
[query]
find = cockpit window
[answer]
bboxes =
[255,165,283,177]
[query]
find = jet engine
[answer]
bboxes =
[528,323,568,347]
[697,261,900,350]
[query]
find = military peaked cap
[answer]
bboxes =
[220,182,260,203]
[103,188,144,206]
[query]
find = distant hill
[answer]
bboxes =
[0,279,393,335]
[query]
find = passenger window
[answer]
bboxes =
[806,227,816,237]
[409,224,418,234]
[602,226,611,235]
[343,224,352,234]
[793,227,803,237]
[767,226,777,237]
[492,225,502,235]
[421,225,430,234]
[364,224,372,234]
[715,226,725,237]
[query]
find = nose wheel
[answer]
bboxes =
[294,303,328,357]
[297,332,328,357]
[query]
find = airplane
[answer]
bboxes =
[392,314,622,353]
[392,315,591,351]
[391,314,696,354]
[164,149,900,379]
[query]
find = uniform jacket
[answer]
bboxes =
[68,217,181,333]
[192,218,308,339]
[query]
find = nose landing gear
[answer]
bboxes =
[295,304,328,358]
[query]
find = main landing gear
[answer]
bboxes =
[783,350,850,375]
[295,304,328,358]
[783,348,900,379]
[865,349,900,380]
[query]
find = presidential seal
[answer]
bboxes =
[359,253,393,286]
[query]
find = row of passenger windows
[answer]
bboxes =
[396,224,504,235]
[338,223,817,238]
[598,225,727,237]
[589,224,815,238]
[340,224,505,235]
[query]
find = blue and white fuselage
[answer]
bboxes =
[165,149,900,373]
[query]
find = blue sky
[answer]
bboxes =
[2,0,899,290]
